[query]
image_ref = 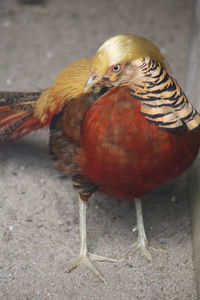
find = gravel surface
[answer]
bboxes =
[0,0,196,299]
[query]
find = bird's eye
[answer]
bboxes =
[111,64,121,73]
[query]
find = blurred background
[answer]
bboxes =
[0,0,192,91]
[0,1,198,299]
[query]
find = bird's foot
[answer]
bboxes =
[66,251,118,283]
[127,238,166,262]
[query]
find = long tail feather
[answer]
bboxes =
[0,91,45,143]
[0,92,41,112]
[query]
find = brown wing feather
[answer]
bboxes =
[49,90,106,195]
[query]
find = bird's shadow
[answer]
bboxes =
[0,136,49,164]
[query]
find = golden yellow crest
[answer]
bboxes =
[92,34,167,76]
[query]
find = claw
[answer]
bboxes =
[128,240,166,262]
[66,251,118,283]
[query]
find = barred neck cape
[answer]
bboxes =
[129,57,200,131]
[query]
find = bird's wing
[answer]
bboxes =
[129,57,200,131]
[49,91,101,195]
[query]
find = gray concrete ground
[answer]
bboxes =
[0,0,197,299]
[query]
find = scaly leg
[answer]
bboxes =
[66,194,118,283]
[128,198,165,262]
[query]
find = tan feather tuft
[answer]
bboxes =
[34,58,92,124]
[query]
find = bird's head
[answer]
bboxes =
[85,34,167,92]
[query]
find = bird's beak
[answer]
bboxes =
[84,73,99,92]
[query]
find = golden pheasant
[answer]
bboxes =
[1,35,200,284]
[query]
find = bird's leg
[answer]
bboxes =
[66,193,118,283]
[128,198,165,262]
